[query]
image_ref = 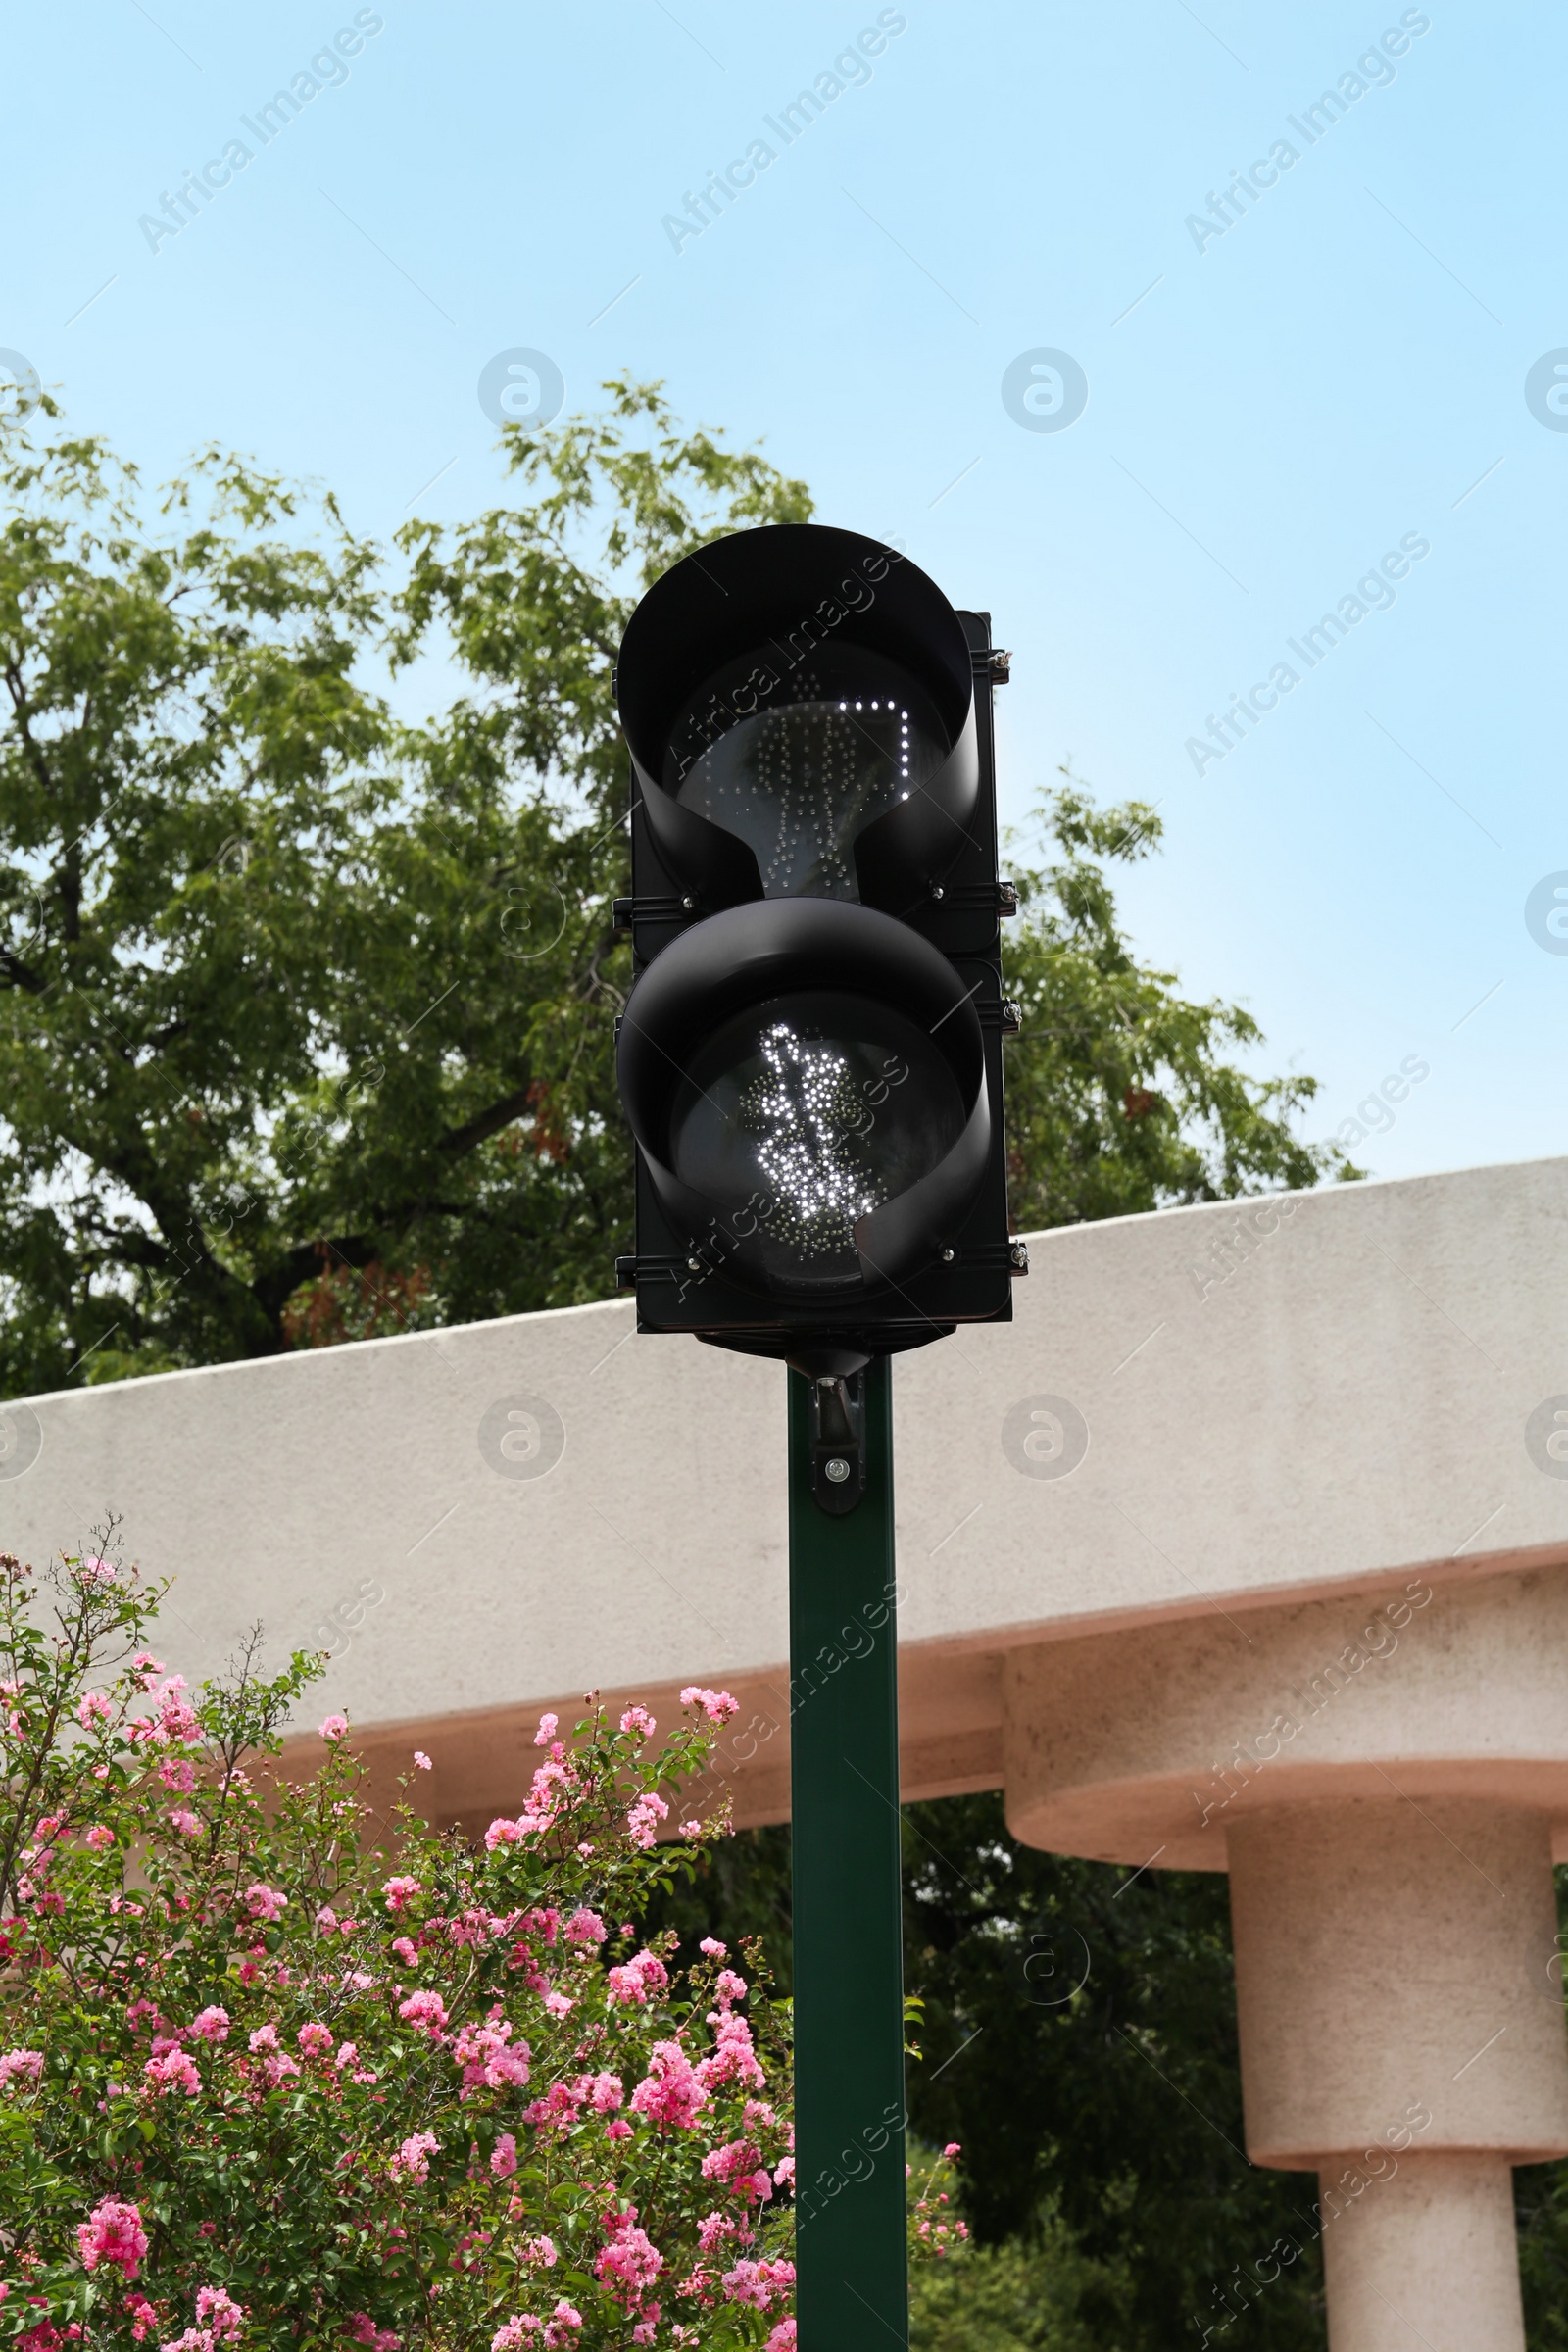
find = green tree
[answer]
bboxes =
[0,384,808,1397]
[0,382,1346,1405]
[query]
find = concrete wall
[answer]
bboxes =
[2,1153,1566,1829]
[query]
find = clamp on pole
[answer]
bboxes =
[809,1371,866,1514]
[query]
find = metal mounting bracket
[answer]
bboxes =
[809,1370,867,1515]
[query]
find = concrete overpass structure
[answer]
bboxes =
[4,1152,1568,2352]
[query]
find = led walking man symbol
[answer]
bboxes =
[740,1022,880,1263]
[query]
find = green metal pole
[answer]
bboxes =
[788,1356,907,2350]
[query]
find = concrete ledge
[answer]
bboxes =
[2,1154,1566,1833]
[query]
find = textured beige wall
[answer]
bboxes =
[0,1153,1566,1802]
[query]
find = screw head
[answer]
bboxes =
[681,895,696,912]
[940,1247,956,1262]
[823,1455,851,1484]
[929,883,945,901]
[687,1256,703,1273]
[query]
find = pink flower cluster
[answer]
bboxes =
[491,2304,582,2350]
[629,2040,708,2131]
[911,2143,971,2257]
[129,1672,200,1751]
[595,2213,664,2312]
[680,1686,740,1724]
[701,2138,774,2205]
[487,1739,584,1851]
[245,2024,300,2088]
[452,2015,530,2092]
[721,2257,795,2312]
[699,2011,767,2094]
[143,2047,201,2098]
[606,1949,668,2008]
[159,2286,246,2352]
[389,2131,439,2185]
[397,1989,449,2039]
[76,2197,149,2280]
[625,1791,668,1850]
[697,2210,739,2255]
[0,2048,43,2089]
[347,2316,400,2352]
[522,2080,589,2132]
[484,1816,537,1853]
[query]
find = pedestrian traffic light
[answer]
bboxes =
[612,522,1023,1379]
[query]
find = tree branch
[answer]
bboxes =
[435,1082,538,1160]
[0,948,46,995]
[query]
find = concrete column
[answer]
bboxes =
[1002,1578,1568,2351]
[1317,2154,1525,2352]
[1227,1800,1568,2352]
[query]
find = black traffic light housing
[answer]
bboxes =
[612,522,1023,1379]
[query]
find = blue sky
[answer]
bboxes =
[8,0,1564,1184]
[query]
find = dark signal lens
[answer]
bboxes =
[667,990,965,1293]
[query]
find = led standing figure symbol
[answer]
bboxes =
[741,1023,881,1263]
[676,684,923,902]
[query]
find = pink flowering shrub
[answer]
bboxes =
[0,1543,795,2347]
[907,2142,972,2260]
